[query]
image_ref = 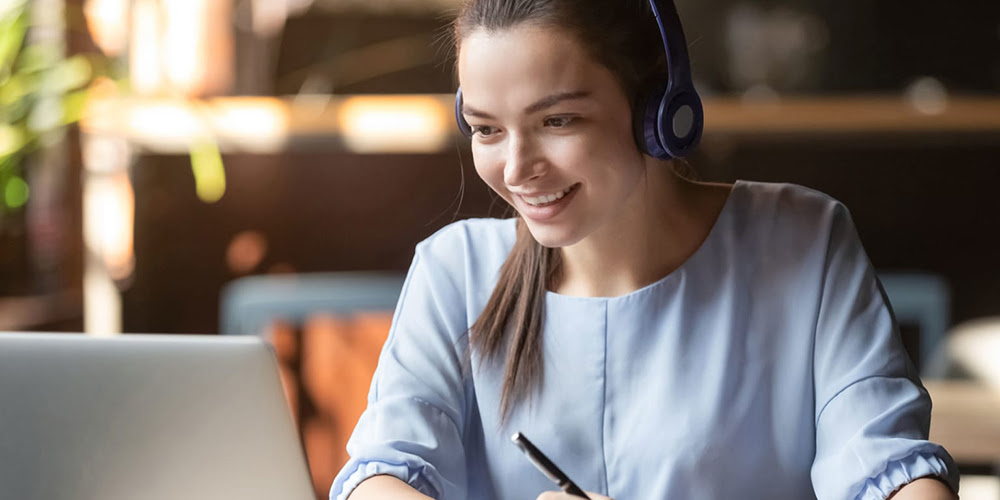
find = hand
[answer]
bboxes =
[536,491,613,500]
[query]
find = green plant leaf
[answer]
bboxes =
[0,70,35,107]
[0,123,26,158]
[60,88,88,125]
[0,151,20,176]
[1,91,33,125]
[45,55,92,93]
[190,139,226,203]
[0,0,29,19]
[0,4,28,78]
[17,45,61,75]
[3,173,29,209]
[27,95,63,133]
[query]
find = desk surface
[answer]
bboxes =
[926,380,1000,465]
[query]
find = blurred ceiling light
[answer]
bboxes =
[129,0,162,95]
[162,0,233,97]
[162,1,203,91]
[129,0,233,97]
[80,132,132,335]
[313,0,457,14]
[84,265,120,336]
[81,131,131,176]
[83,168,135,282]
[79,77,122,137]
[210,98,290,151]
[84,96,290,152]
[291,84,333,122]
[87,75,121,101]
[905,76,949,116]
[127,101,207,147]
[83,0,129,56]
[249,0,314,36]
[252,0,284,36]
[338,95,449,153]
[81,95,465,153]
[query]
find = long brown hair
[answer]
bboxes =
[455,0,669,422]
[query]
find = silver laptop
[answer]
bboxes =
[0,332,316,500]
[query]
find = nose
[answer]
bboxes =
[503,134,544,187]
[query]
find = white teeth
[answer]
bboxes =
[523,185,574,206]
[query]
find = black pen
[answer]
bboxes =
[511,432,590,498]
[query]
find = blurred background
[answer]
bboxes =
[1,0,999,498]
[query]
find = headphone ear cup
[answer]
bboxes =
[633,83,671,159]
[656,89,703,158]
[455,87,473,138]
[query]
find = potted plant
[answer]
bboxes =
[1,0,94,296]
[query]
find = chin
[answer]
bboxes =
[522,221,583,249]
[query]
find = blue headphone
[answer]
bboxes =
[454,0,703,160]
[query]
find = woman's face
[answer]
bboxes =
[458,25,646,248]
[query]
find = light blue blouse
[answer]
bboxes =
[330,180,959,500]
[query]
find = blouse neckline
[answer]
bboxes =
[544,179,744,304]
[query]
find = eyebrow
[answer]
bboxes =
[462,90,592,119]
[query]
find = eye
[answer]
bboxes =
[471,125,500,137]
[544,116,577,128]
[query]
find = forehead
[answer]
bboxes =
[457,25,610,110]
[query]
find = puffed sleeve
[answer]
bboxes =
[810,203,959,500]
[329,236,470,500]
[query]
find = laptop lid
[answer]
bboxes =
[0,332,315,500]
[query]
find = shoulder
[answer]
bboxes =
[735,180,853,238]
[738,180,848,217]
[411,217,516,299]
[415,217,516,264]
[725,181,862,278]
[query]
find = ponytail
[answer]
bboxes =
[469,217,560,423]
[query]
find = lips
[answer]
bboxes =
[513,183,580,221]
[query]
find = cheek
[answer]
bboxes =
[564,117,636,163]
[472,147,507,195]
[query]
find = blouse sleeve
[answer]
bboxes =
[329,237,470,500]
[810,203,960,500]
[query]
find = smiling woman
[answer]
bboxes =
[330,1,960,500]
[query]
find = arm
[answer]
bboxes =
[348,475,435,500]
[329,232,473,500]
[809,203,959,500]
[888,478,957,500]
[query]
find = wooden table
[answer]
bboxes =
[926,380,1000,473]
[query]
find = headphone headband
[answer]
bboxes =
[650,0,691,89]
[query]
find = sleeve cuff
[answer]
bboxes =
[853,451,960,500]
[331,460,441,500]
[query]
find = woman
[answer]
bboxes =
[331,1,959,499]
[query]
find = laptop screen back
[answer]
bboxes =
[0,333,315,500]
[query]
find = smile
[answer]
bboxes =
[513,183,580,222]
[520,185,576,206]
